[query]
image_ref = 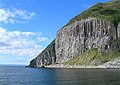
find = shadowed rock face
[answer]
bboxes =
[55,18,117,63]
[29,59,36,67]
[29,18,118,67]
[29,40,56,67]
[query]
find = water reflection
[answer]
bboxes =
[0,66,120,85]
[53,68,120,85]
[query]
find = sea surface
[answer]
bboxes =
[0,65,120,85]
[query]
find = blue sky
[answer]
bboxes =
[0,0,110,65]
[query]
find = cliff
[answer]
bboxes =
[56,18,117,64]
[118,23,120,38]
[29,0,120,68]
[29,40,56,67]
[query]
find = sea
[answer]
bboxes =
[0,65,120,85]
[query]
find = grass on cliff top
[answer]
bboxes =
[65,0,120,27]
[64,48,120,65]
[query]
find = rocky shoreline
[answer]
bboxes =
[43,57,120,69]
[28,56,120,69]
[45,64,120,69]
[46,64,103,69]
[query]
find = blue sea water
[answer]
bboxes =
[0,65,120,85]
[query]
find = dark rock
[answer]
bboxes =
[29,40,56,67]
[28,59,37,67]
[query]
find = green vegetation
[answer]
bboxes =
[65,0,120,27]
[64,48,120,65]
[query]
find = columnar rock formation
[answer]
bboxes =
[118,23,120,38]
[55,18,117,63]
[29,18,119,67]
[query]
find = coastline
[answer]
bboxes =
[28,57,120,69]
[46,64,103,69]
[45,64,118,69]
[31,57,120,69]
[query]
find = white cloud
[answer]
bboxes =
[0,8,35,24]
[0,27,48,57]
[37,37,49,42]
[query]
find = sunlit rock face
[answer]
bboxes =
[29,18,118,67]
[55,18,117,63]
[118,23,120,38]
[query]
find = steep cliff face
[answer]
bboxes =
[29,18,118,67]
[118,23,120,38]
[55,18,117,63]
[29,40,56,67]
[29,0,120,67]
[29,59,36,67]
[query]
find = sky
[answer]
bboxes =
[0,0,110,65]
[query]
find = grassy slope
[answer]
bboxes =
[65,0,120,27]
[64,48,120,65]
